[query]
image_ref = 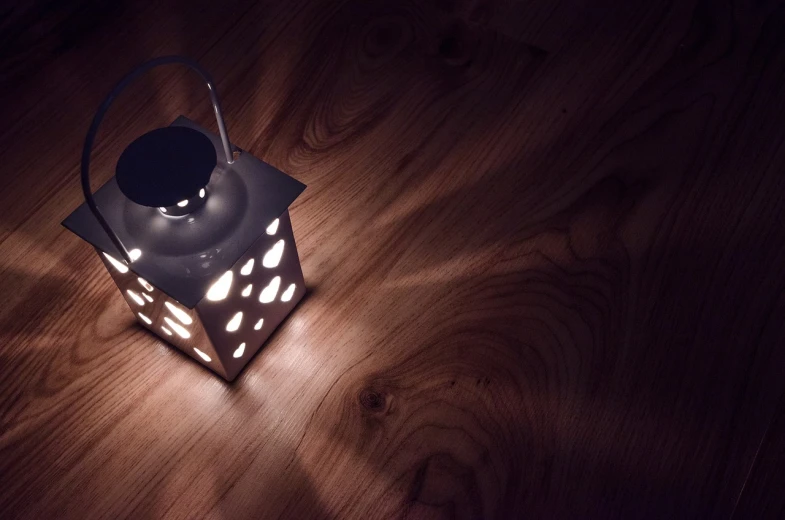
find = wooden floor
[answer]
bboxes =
[2,0,785,518]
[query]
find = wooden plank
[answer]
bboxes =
[2,0,785,518]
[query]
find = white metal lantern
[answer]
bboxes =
[62,56,306,381]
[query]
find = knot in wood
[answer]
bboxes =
[359,389,386,411]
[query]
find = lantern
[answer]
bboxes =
[62,56,306,381]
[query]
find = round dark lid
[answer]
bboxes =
[116,126,217,207]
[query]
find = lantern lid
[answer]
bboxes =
[116,126,217,207]
[62,116,306,308]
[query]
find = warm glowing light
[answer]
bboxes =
[127,290,145,306]
[199,188,206,198]
[240,258,254,276]
[259,276,281,303]
[165,301,193,325]
[177,199,189,207]
[142,293,154,303]
[206,271,233,301]
[226,312,243,332]
[161,326,173,336]
[281,284,296,302]
[266,218,279,235]
[262,240,285,268]
[138,277,153,292]
[160,207,167,213]
[254,319,264,330]
[242,284,253,297]
[138,312,152,325]
[233,343,246,358]
[164,317,191,338]
[129,248,142,261]
[103,252,129,273]
[194,348,211,362]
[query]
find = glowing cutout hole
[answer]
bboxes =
[194,348,211,362]
[226,312,243,332]
[281,284,296,302]
[266,218,279,235]
[138,313,152,325]
[242,284,253,297]
[129,249,142,261]
[206,271,233,301]
[262,240,285,268]
[254,319,264,331]
[259,276,281,303]
[233,343,246,358]
[103,252,128,273]
[165,301,193,325]
[240,258,254,276]
[138,277,154,292]
[161,326,173,336]
[164,317,191,339]
[142,293,154,303]
[127,290,145,306]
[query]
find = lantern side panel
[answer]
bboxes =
[97,249,228,379]
[196,210,306,381]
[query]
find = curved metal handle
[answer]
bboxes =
[81,56,234,263]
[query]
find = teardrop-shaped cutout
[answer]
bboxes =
[226,312,243,332]
[164,317,191,338]
[206,271,233,301]
[240,258,254,276]
[259,276,281,303]
[127,290,145,306]
[262,240,285,268]
[281,284,296,302]
[165,301,193,325]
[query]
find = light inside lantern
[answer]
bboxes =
[129,248,142,261]
[206,271,233,301]
[177,200,188,207]
[164,317,191,338]
[165,301,193,325]
[199,188,206,198]
[263,240,285,268]
[138,277,154,291]
[127,289,145,306]
[259,276,281,303]
[104,252,129,273]
[281,284,296,302]
[226,312,243,332]
[240,259,254,275]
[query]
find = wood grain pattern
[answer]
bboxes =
[2,0,785,518]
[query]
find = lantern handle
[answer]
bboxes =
[81,55,235,263]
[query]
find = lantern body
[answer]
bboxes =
[99,211,304,380]
[64,116,307,381]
